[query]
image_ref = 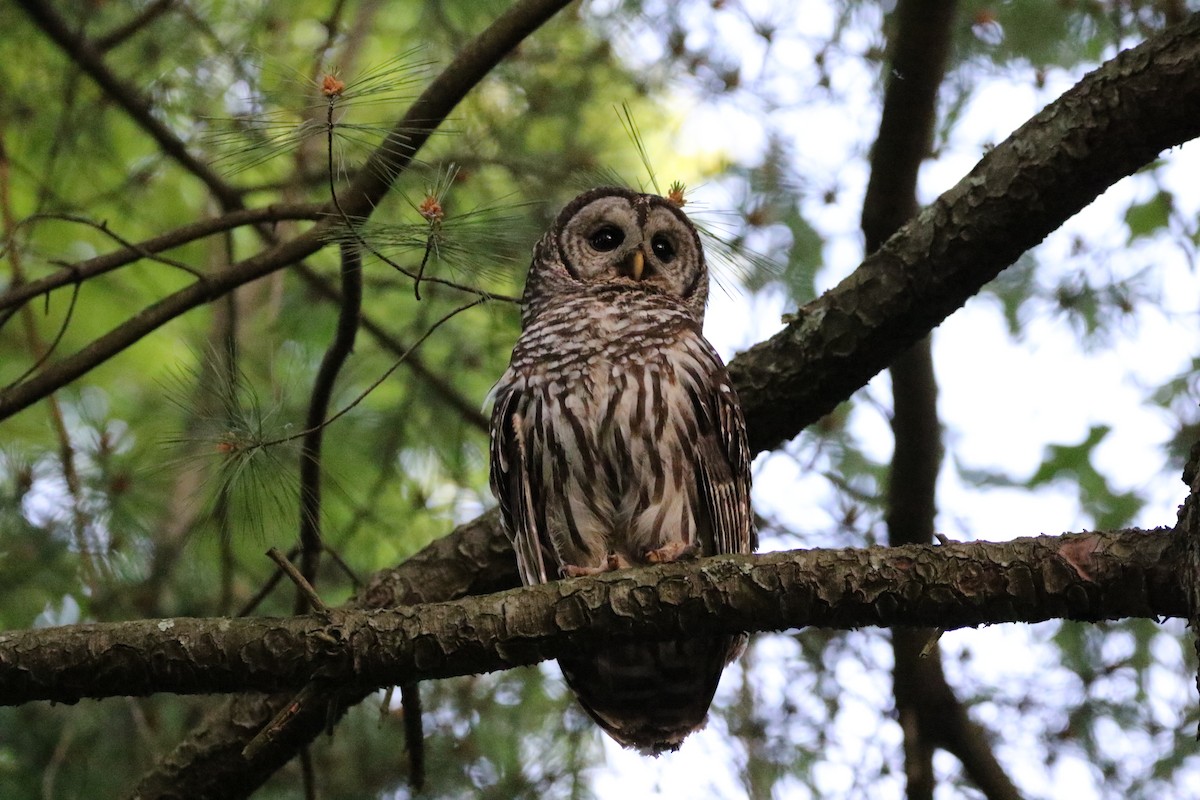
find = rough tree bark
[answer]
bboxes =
[0,529,1184,706]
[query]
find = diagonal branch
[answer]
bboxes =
[732,11,1200,453]
[0,204,325,315]
[15,0,246,210]
[0,528,1183,707]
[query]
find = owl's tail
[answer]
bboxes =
[557,634,744,756]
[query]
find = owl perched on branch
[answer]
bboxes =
[489,187,755,755]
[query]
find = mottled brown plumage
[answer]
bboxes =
[489,187,755,754]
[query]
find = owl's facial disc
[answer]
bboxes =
[554,191,707,310]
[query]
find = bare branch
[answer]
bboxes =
[296,244,362,608]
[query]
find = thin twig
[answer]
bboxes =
[1,282,80,389]
[237,545,300,617]
[294,264,491,432]
[267,547,329,615]
[19,213,206,278]
[413,234,435,300]
[296,243,363,613]
[323,95,517,304]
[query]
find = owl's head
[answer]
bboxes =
[524,187,709,322]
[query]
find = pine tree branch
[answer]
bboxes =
[732,11,1200,453]
[0,204,325,316]
[0,528,1183,707]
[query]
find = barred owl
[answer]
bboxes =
[489,187,755,755]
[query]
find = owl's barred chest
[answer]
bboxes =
[508,293,702,395]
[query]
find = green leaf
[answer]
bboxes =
[1124,190,1173,242]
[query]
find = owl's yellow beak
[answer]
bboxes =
[622,249,645,281]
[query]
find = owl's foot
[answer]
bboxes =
[644,541,699,564]
[562,552,631,577]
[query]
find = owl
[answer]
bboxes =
[489,187,755,755]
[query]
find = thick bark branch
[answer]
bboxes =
[0,529,1182,707]
[732,12,1200,453]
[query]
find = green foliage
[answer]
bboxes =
[1125,189,1175,242]
[1028,425,1144,529]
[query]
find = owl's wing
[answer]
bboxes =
[692,356,756,557]
[489,385,552,585]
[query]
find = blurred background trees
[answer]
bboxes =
[1,1,1198,798]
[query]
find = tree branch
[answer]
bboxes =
[0,204,325,316]
[295,244,362,609]
[15,0,246,210]
[732,12,1200,453]
[0,528,1182,707]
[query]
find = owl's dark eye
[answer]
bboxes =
[589,225,625,252]
[651,234,676,263]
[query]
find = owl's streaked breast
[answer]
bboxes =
[495,288,717,571]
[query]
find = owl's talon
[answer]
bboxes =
[644,542,698,564]
[562,552,630,578]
